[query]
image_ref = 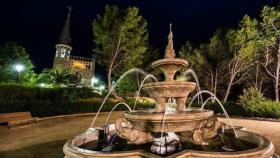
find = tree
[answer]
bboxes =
[93,5,148,91]
[39,69,80,87]
[179,30,230,97]
[0,42,37,84]
[223,15,259,101]
[259,6,280,102]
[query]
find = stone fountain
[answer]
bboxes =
[63,25,277,158]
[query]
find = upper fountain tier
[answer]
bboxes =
[151,24,188,82]
[142,24,195,112]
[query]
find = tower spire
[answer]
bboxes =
[59,6,72,45]
[165,23,176,58]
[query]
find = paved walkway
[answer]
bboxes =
[0,112,279,158]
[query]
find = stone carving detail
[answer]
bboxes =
[180,116,220,144]
[115,118,154,144]
[164,24,176,59]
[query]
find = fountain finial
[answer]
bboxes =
[165,23,176,58]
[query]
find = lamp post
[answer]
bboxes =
[13,64,24,83]
[91,77,99,88]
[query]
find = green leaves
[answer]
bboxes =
[39,69,80,87]
[259,6,280,47]
[227,15,259,59]
[0,42,36,85]
[93,5,148,74]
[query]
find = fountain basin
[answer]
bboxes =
[142,81,196,98]
[152,58,188,68]
[124,110,213,132]
[63,130,276,158]
[151,58,188,81]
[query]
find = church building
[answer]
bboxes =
[53,7,95,87]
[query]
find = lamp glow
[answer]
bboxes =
[100,85,105,90]
[39,83,46,87]
[93,78,99,83]
[14,64,24,72]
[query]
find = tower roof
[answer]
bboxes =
[58,6,72,45]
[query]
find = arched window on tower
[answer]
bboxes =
[61,49,66,57]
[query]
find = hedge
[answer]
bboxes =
[0,98,155,117]
[0,84,155,117]
[0,84,101,101]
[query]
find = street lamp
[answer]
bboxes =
[13,64,24,83]
[91,77,99,88]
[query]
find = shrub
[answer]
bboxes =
[238,87,266,107]
[246,100,280,118]
[237,87,280,118]
[194,101,248,117]
[0,84,101,101]
[0,84,156,117]
[125,97,156,110]
[0,97,155,117]
[115,75,139,95]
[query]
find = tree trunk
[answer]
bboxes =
[108,68,112,91]
[275,44,280,102]
[224,77,234,102]
[210,71,214,93]
[214,70,218,96]
[275,81,279,102]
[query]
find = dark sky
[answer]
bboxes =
[0,0,278,75]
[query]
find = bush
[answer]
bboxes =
[194,101,248,117]
[125,97,156,110]
[115,75,139,95]
[237,87,280,118]
[0,97,155,117]
[246,100,280,118]
[0,84,155,117]
[0,84,101,101]
[238,87,266,107]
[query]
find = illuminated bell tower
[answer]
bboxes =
[53,6,72,70]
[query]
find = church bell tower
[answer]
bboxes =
[53,6,72,70]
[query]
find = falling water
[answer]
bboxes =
[104,102,132,125]
[160,98,176,138]
[90,68,148,128]
[133,74,158,110]
[201,96,215,109]
[182,69,203,103]
[187,90,238,138]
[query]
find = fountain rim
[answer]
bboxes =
[124,110,213,121]
[142,81,196,88]
[63,130,276,158]
[151,58,188,68]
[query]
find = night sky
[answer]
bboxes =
[0,0,278,77]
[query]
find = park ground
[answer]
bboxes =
[0,112,279,158]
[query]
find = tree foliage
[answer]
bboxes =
[179,30,230,96]
[0,42,37,85]
[258,5,280,102]
[93,5,148,90]
[39,69,80,87]
[223,15,260,101]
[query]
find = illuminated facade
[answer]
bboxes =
[53,7,95,87]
